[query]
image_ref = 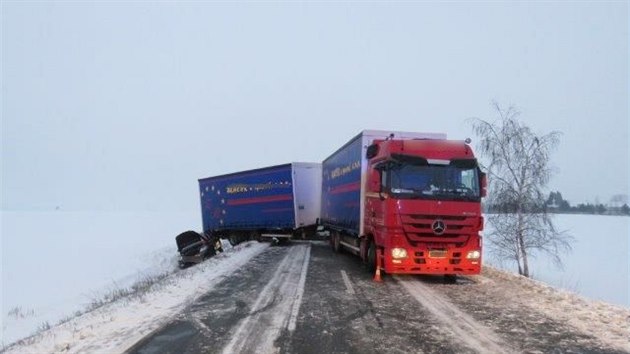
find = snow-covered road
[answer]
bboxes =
[4,241,629,354]
[397,276,509,353]
[128,241,628,354]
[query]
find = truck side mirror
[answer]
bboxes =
[366,144,379,159]
[480,172,487,198]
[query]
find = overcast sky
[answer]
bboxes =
[2,2,628,212]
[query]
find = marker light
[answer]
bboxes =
[391,248,408,259]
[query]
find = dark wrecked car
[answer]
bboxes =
[175,230,223,269]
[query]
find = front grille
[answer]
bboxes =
[400,214,476,246]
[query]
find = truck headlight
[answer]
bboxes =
[391,248,408,259]
[466,250,481,259]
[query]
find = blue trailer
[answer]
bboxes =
[321,133,364,236]
[199,162,322,244]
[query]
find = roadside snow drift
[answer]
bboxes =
[2,242,268,354]
[474,267,630,353]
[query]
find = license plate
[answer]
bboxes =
[429,250,447,258]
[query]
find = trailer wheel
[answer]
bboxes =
[332,232,342,253]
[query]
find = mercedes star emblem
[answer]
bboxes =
[432,220,446,235]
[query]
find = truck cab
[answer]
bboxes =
[364,138,486,275]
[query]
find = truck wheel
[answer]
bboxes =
[444,275,457,284]
[366,240,376,272]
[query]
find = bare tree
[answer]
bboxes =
[471,102,572,277]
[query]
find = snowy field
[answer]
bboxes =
[1,210,200,346]
[483,214,629,308]
[1,211,628,347]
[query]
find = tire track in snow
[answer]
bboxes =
[397,276,512,354]
[340,270,356,295]
[221,243,311,354]
[287,245,310,332]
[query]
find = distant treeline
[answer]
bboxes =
[485,191,630,216]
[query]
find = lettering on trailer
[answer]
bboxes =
[226,181,292,194]
[329,160,361,180]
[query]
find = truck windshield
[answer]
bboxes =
[387,164,480,201]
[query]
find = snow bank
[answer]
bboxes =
[1,241,268,354]
[479,266,630,353]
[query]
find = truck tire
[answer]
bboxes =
[366,240,376,272]
[444,275,457,284]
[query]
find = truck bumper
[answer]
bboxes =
[382,249,481,275]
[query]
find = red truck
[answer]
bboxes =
[321,130,486,281]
